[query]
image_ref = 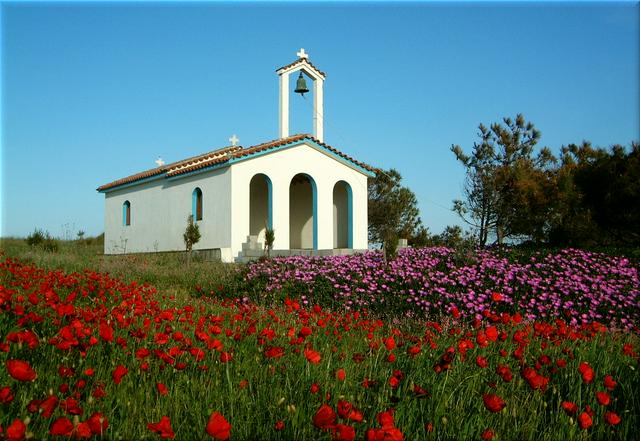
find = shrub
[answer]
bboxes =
[25,228,59,253]
[25,229,46,247]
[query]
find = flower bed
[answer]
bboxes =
[243,248,640,330]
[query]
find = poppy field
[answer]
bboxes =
[1,248,639,440]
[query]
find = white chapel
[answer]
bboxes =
[98,50,376,262]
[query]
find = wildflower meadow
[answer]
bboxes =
[1,246,639,440]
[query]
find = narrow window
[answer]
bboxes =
[193,188,203,221]
[123,201,131,226]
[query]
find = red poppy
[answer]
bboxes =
[75,422,92,439]
[147,416,175,439]
[206,412,231,440]
[264,346,285,359]
[496,365,513,382]
[310,382,320,394]
[425,422,434,433]
[336,368,346,381]
[112,365,128,385]
[220,352,233,363]
[603,375,617,391]
[99,322,114,342]
[483,393,505,413]
[407,345,421,357]
[87,412,109,435]
[6,360,37,382]
[50,417,74,436]
[481,428,494,440]
[476,356,488,368]
[366,427,404,441]
[304,348,322,364]
[386,353,396,363]
[332,424,355,441]
[578,362,594,384]
[0,386,14,404]
[383,337,396,351]
[313,404,337,431]
[577,412,592,430]
[485,326,498,342]
[604,411,621,426]
[60,397,83,415]
[561,401,578,415]
[157,383,169,396]
[274,420,285,431]
[377,410,395,428]
[337,400,364,422]
[491,292,503,302]
[6,419,26,441]
[595,391,611,406]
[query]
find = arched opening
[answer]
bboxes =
[289,173,317,249]
[249,174,272,241]
[192,187,203,221]
[123,201,131,226]
[333,181,352,248]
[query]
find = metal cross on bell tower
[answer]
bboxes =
[275,48,326,142]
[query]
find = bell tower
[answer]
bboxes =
[276,48,326,142]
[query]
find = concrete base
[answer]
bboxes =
[235,248,368,263]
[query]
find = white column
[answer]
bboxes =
[313,78,324,142]
[279,73,289,139]
[315,178,333,249]
[271,177,290,250]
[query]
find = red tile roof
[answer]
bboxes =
[276,58,326,78]
[97,134,375,192]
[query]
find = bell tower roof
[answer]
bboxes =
[276,51,326,80]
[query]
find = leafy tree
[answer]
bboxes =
[452,114,555,245]
[551,141,640,247]
[368,168,426,258]
[183,215,201,264]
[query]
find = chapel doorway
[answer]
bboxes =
[249,174,272,242]
[333,181,352,248]
[289,173,316,249]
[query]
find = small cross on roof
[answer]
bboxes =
[155,157,165,167]
[229,134,239,146]
[297,48,308,59]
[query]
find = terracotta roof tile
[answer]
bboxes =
[97,134,375,191]
[276,58,326,78]
[96,145,241,191]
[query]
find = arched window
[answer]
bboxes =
[123,201,131,226]
[192,188,203,221]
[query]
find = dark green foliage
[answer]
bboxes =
[264,226,275,257]
[25,228,59,252]
[368,168,426,258]
[25,228,46,247]
[183,215,201,252]
[550,142,640,247]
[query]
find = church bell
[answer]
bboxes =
[294,72,309,96]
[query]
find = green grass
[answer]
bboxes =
[0,237,237,302]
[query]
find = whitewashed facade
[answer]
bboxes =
[98,50,376,262]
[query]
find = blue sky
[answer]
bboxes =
[2,1,639,239]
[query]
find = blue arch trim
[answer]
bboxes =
[192,187,202,220]
[345,182,353,249]
[264,176,273,230]
[311,178,318,250]
[122,201,130,226]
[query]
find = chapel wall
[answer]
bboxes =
[103,167,232,255]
